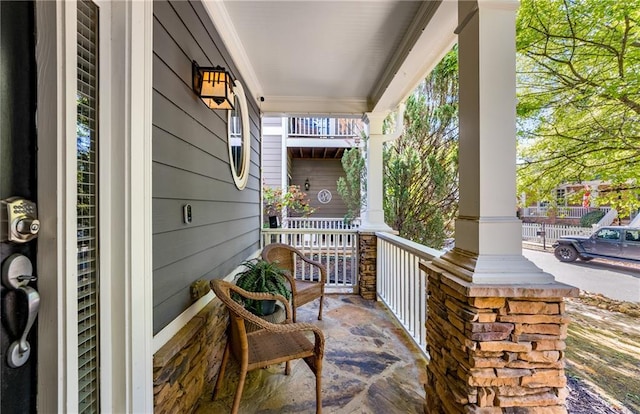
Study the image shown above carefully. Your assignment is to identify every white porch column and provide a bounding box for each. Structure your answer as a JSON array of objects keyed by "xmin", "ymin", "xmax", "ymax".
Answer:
[
  {"xmin": 359, "ymin": 112, "xmax": 393, "ymax": 232},
  {"xmin": 436, "ymin": 0, "xmax": 553, "ymax": 284}
]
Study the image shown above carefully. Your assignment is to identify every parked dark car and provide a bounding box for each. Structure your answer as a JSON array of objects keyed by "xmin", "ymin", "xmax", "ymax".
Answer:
[{"xmin": 553, "ymin": 226, "xmax": 640, "ymax": 263}]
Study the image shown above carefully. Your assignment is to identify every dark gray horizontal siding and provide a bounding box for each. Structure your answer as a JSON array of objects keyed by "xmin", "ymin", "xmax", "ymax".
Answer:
[
  {"xmin": 153, "ymin": 218, "xmax": 258, "ymax": 270},
  {"xmin": 153, "ymin": 0, "xmax": 261, "ymax": 334},
  {"xmin": 291, "ymin": 159, "xmax": 348, "ymax": 218},
  {"xmin": 153, "ymin": 242, "xmax": 257, "ymax": 331},
  {"xmin": 154, "ymin": 199, "xmax": 258, "ymax": 234},
  {"xmin": 153, "ymin": 230, "xmax": 258, "ymax": 308}
]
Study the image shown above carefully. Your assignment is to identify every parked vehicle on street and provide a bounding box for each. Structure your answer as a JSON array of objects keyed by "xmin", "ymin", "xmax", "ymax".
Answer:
[{"xmin": 553, "ymin": 226, "xmax": 640, "ymax": 263}]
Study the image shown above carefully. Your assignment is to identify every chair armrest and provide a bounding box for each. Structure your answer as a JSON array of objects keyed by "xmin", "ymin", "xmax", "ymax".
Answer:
[
  {"xmin": 280, "ymin": 271, "xmax": 298, "ymax": 297},
  {"xmin": 296, "ymin": 254, "xmax": 327, "ymax": 284}
]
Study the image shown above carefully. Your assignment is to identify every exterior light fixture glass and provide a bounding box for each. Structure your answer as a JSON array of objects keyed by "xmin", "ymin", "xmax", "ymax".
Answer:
[
  {"xmin": 192, "ymin": 60, "xmax": 234, "ymax": 110},
  {"xmin": 305, "ymin": 178, "xmax": 310, "ymax": 191}
]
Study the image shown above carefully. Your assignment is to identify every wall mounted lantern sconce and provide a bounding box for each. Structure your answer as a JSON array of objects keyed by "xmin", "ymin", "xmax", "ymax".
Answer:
[
  {"xmin": 304, "ymin": 178, "xmax": 310, "ymax": 191},
  {"xmin": 192, "ymin": 60, "xmax": 234, "ymax": 110}
]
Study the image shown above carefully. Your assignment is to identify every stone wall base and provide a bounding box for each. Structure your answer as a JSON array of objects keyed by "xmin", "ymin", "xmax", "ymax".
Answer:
[
  {"xmin": 358, "ymin": 232, "xmax": 377, "ymax": 300},
  {"xmin": 153, "ymin": 298, "xmax": 228, "ymax": 414},
  {"xmin": 421, "ymin": 261, "xmax": 578, "ymax": 414}
]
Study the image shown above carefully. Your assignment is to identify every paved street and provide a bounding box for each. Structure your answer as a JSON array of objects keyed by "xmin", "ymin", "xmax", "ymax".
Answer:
[{"xmin": 523, "ymin": 248, "xmax": 640, "ymax": 303}]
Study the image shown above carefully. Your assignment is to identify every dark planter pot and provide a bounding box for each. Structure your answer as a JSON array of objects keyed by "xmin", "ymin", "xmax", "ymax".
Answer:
[
  {"xmin": 268, "ymin": 216, "xmax": 278, "ymax": 228},
  {"xmin": 258, "ymin": 299, "xmax": 277, "ymax": 316}
]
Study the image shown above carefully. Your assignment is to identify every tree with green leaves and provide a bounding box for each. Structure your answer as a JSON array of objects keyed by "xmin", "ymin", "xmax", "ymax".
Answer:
[
  {"xmin": 383, "ymin": 47, "xmax": 459, "ymax": 248},
  {"xmin": 336, "ymin": 137, "xmax": 366, "ymax": 222},
  {"xmin": 516, "ymin": 0, "xmax": 640, "ymax": 217}
]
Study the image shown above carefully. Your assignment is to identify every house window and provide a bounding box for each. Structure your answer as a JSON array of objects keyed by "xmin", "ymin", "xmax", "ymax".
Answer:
[
  {"xmin": 556, "ymin": 188, "xmax": 566, "ymax": 206},
  {"xmin": 228, "ymin": 81, "xmax": 250, "ymax": 190},
  {"xmin": 77, "ymin": 1, "xmax": 100, "ymax": 412},
  {"xmin": 595, "ymin": 228, "xmax": 620, "ymax": 240}
]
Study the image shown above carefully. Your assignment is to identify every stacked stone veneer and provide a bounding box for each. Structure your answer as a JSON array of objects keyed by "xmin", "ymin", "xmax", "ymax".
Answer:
[
  {"xmin": 422, "ymin": 262, "xmax": 578, "ymax": 414},
  {"xmin": 153, "ymin": 298, "xmax": 228, "ymax": 413},
  {"xmin": 358, "ymin": 232, "xmax": 377, "ymax": 300}
]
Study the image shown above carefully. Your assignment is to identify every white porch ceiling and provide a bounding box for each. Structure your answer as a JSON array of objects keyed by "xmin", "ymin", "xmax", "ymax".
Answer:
[{"xmin": 203, "ymin": 1, "xmax": 458, "ymax": 116}]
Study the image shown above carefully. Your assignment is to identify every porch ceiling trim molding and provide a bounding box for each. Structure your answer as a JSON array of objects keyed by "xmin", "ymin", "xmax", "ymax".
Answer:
[
  {"xmin": 287, "ymin": 137, "xmax": 356, "ymax": 149},
  {"xmin": 261, "ymin": 96, "xmax": 369, "ymax": 117},
  {"xmin": 370, "ymin": 0, "xmax": 457, "ymax": 113},
  {"xmin": 202, "ymin": 1, "xmax": 264, "ymax": 105}
]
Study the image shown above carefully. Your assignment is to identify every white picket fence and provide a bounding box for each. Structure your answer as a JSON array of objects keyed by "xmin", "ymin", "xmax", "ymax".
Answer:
[{"xmin": 522, "ymin": 223, "xmax": 593, "ymax": 245}]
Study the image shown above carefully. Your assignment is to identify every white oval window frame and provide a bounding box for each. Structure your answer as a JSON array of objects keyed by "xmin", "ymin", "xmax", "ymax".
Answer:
[{"xmin": 228, "ymin": 80, "xmax": 251, "ymax": 190}]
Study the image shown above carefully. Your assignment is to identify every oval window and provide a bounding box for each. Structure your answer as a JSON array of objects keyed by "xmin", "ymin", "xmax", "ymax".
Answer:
[{"xmin": 228, "ymin": 80, "xmax": 251, "ymax": 190}]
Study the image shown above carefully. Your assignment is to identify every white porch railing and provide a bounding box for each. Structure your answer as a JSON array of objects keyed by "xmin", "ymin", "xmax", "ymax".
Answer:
[
  {"xmin": 376, "ymin": 232, "xmax": 443, "ymax": 357},
  {"xmin": 261, "ymin": 229, "xmax": 359, "ymax": 292},
  {"xmin": 522, "ymin": 206, "xmax": 611, "ymax": 218},
  {"xmin": 288, "ymin": 117, "xmax": 363, "ymax": 138},
  {"xmin": 522, "ymin": 223, "xmax": 593, "ymax": 245},
  {"xmin": 283, "ymin": 217, "xmax": 360, "ymax": 230},
  {"xmin": 597, "ymin": 208, "xmax": 618, "ymax": 227}
]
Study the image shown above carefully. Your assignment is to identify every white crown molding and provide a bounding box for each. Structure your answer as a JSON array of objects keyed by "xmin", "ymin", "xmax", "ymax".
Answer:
[
  {"xmin": 202, "ymin": 1, "xmax": 264, "ymax": 105},
  {"xmin": 261, "ymin": 96, "xmax": 369, "ymax": 116},
  {"xmin": 372, "ymin": 0, "xmax": 457, "ymax": 113}
]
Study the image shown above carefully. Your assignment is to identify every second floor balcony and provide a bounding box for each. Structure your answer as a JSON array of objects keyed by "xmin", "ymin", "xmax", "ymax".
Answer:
[{"xmin": 288, "ymin": 117, "xmax": 365, "ymax": 140}]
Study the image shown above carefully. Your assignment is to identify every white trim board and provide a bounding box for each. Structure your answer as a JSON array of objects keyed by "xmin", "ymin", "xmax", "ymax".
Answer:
[
  {"xmin": 36, "ymin": 2, "xmax": 77, "ymax": 411},
  {"xmin": 36, "ymin": 2, "xmax": 154, "ymax": 412}
]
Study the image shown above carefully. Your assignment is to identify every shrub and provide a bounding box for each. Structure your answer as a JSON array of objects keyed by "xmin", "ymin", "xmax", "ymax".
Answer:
[
  {"xmin": 263, "ymin": 184, "xmax": 315, "ymax": 226},
  {"xmin": 580, "ymin": 210, "xmax": 605, "ymax": 227}
]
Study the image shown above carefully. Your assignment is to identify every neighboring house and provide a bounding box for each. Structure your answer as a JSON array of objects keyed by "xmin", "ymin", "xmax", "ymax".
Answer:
[
  {"xmin": 0, "ymin": 2, "xmax": 576, "ymax": 414},
  {"xmin": 262, "ymin": 116, "xmax": 364, "ymax": 220},
  {"xmin": 520, "ymin": 180, "xmax": 633, "ymax": 225}
]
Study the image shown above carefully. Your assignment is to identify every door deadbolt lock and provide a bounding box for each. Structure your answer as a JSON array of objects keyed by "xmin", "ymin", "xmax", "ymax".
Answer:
[{"xmin": 1, "ymin": 197, "xmax": 40, "ymax": 243}]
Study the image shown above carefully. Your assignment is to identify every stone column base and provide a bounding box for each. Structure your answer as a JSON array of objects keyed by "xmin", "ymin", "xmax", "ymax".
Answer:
[
  {"xmin": 153, "ymin": 298, "xmax": 228, "ymax": 413},
  {"xmin": 420, "ymin": 261, "xmax": 578, "ymax": 414},
  {"xmin": 358, "ymin": 232, "xmax": 377, "ymax": 300}
]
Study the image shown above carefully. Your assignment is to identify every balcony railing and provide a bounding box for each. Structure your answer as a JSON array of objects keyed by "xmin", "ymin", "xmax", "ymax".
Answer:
[
  {"xmin": 283, "ymin": 217, "xmax": 360, "ymax": 230},
  {"xmin": 288, "ymin": 117, "xmax": 363, "ymax": 139},
  {"xmin": 261, "ymin": 228, "xmax": 359, "ymax": 293},
  {"xmin": 522, "ymin": 206, "xmax": 611, "ymax": 218},
  {"xmin": 376, "ymin": 232, "xmax": 443, "ymax": 357}
]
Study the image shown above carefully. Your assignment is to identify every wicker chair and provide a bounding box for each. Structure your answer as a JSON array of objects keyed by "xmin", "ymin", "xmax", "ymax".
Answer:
[
  {"xmin": 261, "ymin": 243, "xmax": 326, "ymax": 322},
  {"xmin": 210, "ymin": 279, "xmax": 324, "ymax": 414}
]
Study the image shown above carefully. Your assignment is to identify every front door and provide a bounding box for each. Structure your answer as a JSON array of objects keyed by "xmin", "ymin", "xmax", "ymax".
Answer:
[
  {"xmin": 1, "ymin": 2, "xmax": 38, "ymax": 412},
  {"xmin": 2, "ymin": 2, "xmax": 106, "ymax": 412},
  {"xmin": 3, "ymin": 2, "xmax": 153, "ymax": 411}
]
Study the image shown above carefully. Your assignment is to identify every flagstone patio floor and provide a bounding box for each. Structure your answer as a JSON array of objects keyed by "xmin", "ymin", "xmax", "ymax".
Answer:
[{"xmin": 195, "ymin": 295, "xmax": 428, "ymax": 414}]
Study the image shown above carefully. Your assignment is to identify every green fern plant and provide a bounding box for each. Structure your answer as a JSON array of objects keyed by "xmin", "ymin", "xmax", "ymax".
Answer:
[{"xmin": 233, "ymin": 259, "xmax": 291, "ymax": 316}]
